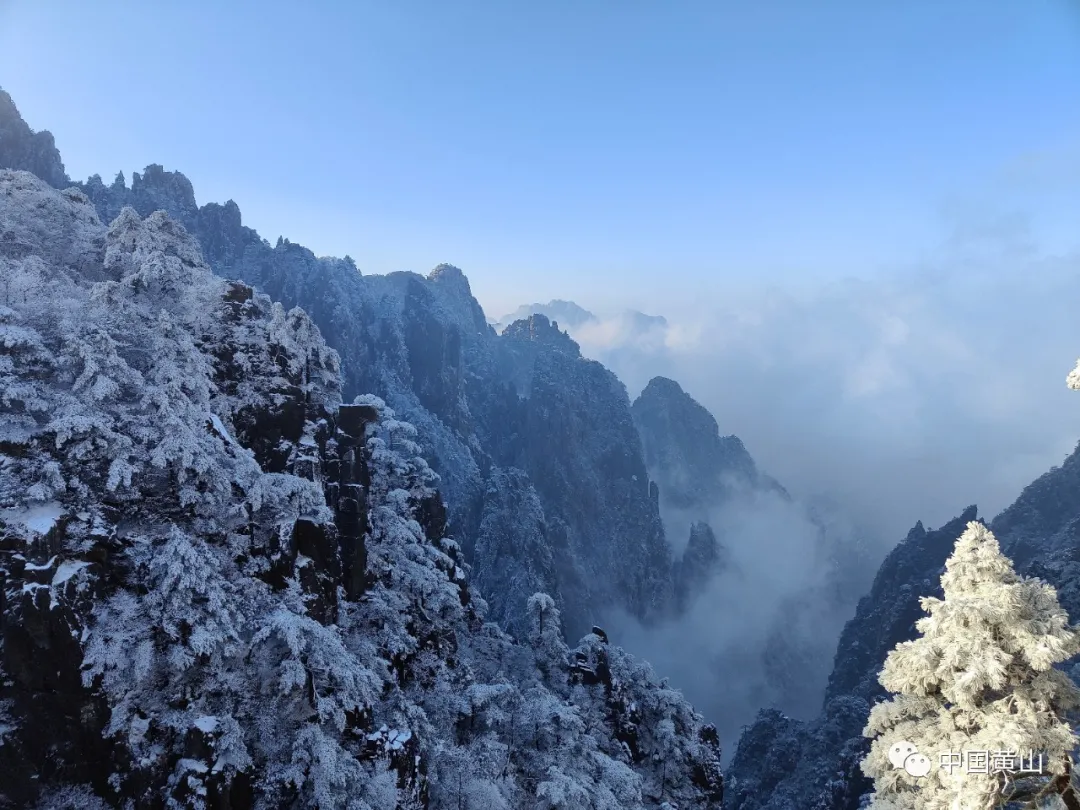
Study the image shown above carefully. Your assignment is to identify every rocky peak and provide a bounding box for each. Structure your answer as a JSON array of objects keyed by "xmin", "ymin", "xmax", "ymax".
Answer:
[
  {"xmin": 496, "ymin": 299, "xmax": 599, "ymax": 332},
  {"xmin": 422, "ymin": 264, "xmax": 490, "ymax": 337},
  {"xmin": 275, "ymin": 235, "xmax": 318, "ymax": 260},
  {"xmin": 638, "ymin": 375, "xmax": 685, "ymax": 400},
  {"xmin": 501, "ymin": 313, "xmax": 581, "ymax": 357},
  {"xmin": 195, "ymin": 199, "xmax": 248, "ymax": 268},
  {"xmin": 905, "ymin": 519, "xmax": 926, "ymax": 542},
  {"xmin": 674, "ymin": 521, "xmax": 726, "ymax": 611},
  {"xmin": 632, "ymin": 375, "xmax": 764, "ymax": 515},
  {"xmin": 203, "ymin": 198, "xmax": 242, "ymax": 231},
  {"xmin": 0, "ymin": 89, "xmax": 69, "ymax": 189},
  {"xmin": 427, "ymin": 262, "xmax": 471, "ymax": 293},
  {"xmin": 130, "ymin": 164, "xmax": 199, "ymax": 229}
]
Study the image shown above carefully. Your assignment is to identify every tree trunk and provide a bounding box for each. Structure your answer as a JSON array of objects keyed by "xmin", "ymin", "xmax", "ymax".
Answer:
[{"xmin": 1054, "ymin": 760, "xmax": 1080, "ymax": 810}]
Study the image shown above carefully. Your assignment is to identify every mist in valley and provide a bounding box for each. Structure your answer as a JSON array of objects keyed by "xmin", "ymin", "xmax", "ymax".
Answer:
[
  {"xmin": 603, "ymin": 487, "xmax": 864, "ymax": 762},
  {"xmin": 512, "ymin": 212, "xmax": 1080, "ymax": 759}
]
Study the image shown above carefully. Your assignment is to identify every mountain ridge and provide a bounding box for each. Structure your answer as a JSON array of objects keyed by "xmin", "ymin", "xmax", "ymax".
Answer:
[
  {"xmin": 0, "ymin": 86, "xmax": 679, "ymax": 644},
  {"xmin": 0, "ymin": 166, "xmax": 726, "ymax": 809}
]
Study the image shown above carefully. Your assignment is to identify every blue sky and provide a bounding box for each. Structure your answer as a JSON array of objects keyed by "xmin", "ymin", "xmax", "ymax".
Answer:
[{"xmin": 1, "ymin": 0, "xmax": 1078, "ymax": 316}]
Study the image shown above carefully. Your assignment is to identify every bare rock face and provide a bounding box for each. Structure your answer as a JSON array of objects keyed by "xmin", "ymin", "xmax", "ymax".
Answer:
[
  {"xmin": 0, "ymin": 90, "xmax": 68, "ymax": 189},
  {"xmin": 673, "ymin": 521, "xmax": 725, "ymax": 611},
  {"xmin": 632, "ymin": 376, "xmax": 775, "ymax": 516}
]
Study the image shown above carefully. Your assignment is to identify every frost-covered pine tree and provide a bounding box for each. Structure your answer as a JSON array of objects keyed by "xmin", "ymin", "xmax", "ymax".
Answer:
[
  {"xmin": 861, "ymin": 520, "xmax": 1080, "ymax": 810},
  {"xmin": 528, "ymin": 592, "xmax": 569, "ymax": 682}
]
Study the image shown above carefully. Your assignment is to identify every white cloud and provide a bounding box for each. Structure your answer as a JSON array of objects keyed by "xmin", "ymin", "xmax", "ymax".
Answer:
[{"xmin": 563, "ymin": 241, "xmax": 1080, "ymax": 549}]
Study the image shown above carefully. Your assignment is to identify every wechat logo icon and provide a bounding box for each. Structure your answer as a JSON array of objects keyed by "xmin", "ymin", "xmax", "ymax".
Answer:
[{"xmin": 888, "ymin": 741, "xmax": 931, "ymax": 777}]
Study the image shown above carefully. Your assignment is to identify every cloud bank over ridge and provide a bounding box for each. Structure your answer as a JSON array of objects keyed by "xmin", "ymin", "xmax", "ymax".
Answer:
[{"xmin": 508, "ymin": 229, "xmax": 1080, "ymax": 552}]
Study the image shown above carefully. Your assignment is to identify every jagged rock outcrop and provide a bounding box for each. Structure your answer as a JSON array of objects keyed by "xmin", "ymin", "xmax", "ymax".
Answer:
[
  {"xmin": 632, "ymin": 376, "xmax": 785, "ymax": 519},
  {"xmin": 495, "ymin": 300, "xmax": 599, "ymax": 333},
  {"xmin": 83, "ymin": 163, "xmax": 200, "ymax": 234},
  {"xmin": 673, "ymin": 522, "xmax": 726, "ymax": 611},
  {"xmin": 492, "ymin": 303, "xmax": 670, "ymax": 360},
  {"xmin": 0, "ymin": 91, "xmax": 67, "ymax": 189},
  {"xmin": 0, "ymin": 170, "xmax": 725, "ymax": 808}
]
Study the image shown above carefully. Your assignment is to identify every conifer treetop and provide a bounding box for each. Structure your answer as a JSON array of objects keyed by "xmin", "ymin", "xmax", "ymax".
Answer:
[
  {"xmin": 863, "ymin": 521, "xmax": 1080, "ymax": 810},
  {"xmin": 880, "ymin": 521, "xmax": 1080, "ymax": 710}
]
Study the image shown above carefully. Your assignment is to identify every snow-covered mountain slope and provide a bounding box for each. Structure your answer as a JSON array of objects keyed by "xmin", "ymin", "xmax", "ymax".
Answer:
[
  {"xmin": 12, "ymin": 85, "xmax": 1080, "ymax": 810},
  {"xmin": 0, "ymin": 88, "xmax": 676, "ymax": 643},
  {"xmin": 0, "ymin": 169, "xmax": 724, "ymax": 809}
]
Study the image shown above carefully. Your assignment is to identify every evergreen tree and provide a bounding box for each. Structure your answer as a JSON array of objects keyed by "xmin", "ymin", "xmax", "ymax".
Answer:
[{"xmin": 861, "ymin": 521, "xmax": 1080, "ymax": 809}]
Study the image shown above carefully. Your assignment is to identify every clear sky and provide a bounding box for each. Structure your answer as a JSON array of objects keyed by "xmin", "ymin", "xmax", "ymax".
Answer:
[{"xmin": 1, "ymin": 0, "xmax": 1078, "ymax": 317}]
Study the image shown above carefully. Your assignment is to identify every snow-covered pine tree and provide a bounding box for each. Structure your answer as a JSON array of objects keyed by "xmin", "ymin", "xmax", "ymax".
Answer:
[
  {"xmin": 861, "ymin": 519, "xmax": 1080, "ymax": 809},
  {"xmin": 527, "ymin": 592, "xmax": 569, "ymax": 683}
]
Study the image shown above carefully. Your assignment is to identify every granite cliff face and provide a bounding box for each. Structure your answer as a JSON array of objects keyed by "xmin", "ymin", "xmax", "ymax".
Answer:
[
  {"xmin": 0, "ymin": 169, "xmax": 725, "ymax": 809},
  {"xmin": 0, "ymin": 92, "xmax": 67, "ymax": 188},
  {"xmin": 486, "ymin": 316, "xmax": 674, "ymax": 634},
  {"xmin": 632, "ymin": 376, "xmax": 781, "ymax": 519}
]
